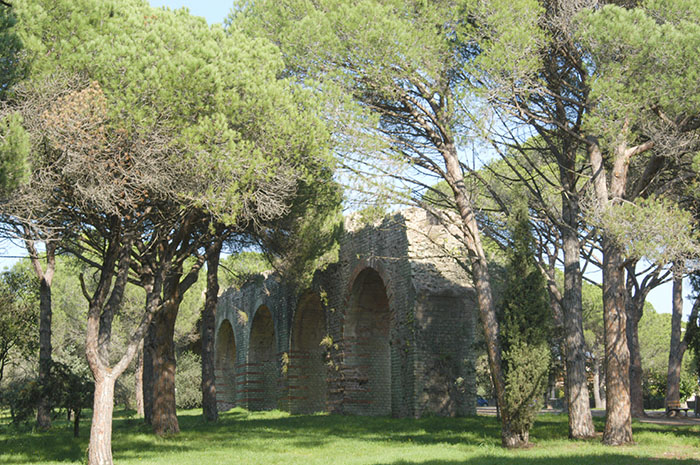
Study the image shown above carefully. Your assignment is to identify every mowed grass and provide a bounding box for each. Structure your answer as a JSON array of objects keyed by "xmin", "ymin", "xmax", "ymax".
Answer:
[{"xmin": 1, "ymin": 408, "xmax": 699, "ymax": 465}]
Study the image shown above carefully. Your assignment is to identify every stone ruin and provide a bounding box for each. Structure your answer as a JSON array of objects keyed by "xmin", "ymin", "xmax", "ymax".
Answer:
[{"xmin": 214, "ymin": 208, "xmax": 478, "ymax": 417}]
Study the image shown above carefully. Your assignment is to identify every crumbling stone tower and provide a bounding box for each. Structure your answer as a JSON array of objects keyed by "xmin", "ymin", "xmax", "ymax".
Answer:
[{"xmin": 214, "ymin": 208, "xmax": 477, "ymax": 417}]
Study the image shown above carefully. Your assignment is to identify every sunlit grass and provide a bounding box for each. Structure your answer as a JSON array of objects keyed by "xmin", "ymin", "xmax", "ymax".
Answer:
[{"xmin": 1, "ymin": 408, "xmax": 698, "ymax": 464}]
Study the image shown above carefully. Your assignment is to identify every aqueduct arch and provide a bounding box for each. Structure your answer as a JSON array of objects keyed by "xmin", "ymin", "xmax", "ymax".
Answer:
[
  {"xmin": 289, "ymin": 292, "xmax": 327, "ymax": 413},
  {"xmin": 343, "ymin": 268, "xmax": 392, "ymax": 415},
  {"xmin": 215, "ymin": 319, "xmax": 237, "ymax": 411},
  {"xmin": 249, "ymin": 305, "xmax": 278, "ymax": 411},
  {"xmin": 216, "ymin": 208, "xmax": 477, "ymax": 418}
]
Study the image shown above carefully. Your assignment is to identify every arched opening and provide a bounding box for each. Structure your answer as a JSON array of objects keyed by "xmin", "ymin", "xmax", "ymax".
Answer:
[
  {"xmin": 290, "ymin": 293, "xmax": 327, "ymax": 413},
  {"xmin": 215, "ymin": 320, "xmax": 237, "ymax": 411},
  {"xmin": 249, "ymin": 305, "xmax": 278, "ymax": 410},
  {"xmin": 344, "ymin": 268, "xmax": 392, "ymax": 415}
]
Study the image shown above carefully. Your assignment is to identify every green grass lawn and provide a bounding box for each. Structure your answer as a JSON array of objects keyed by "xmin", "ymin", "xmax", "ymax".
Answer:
[{"xmin": 1, "ymin": 408, "xmax": 698, "ymax": 465}]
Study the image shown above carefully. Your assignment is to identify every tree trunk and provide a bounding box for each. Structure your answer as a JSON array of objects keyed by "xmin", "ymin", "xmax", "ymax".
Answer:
[
  {"xmin": 142, "ymin": 253, "xmax": 202, "ymax": 433},
  {"xmin": 560, "ymin": 196, "xmax": 596, "ymax": 438},
  {"xmin": 36, "ymin": 276, "xmax": 53, "ymax": 430},
  {"xmin": 88, "ymin": 374, "xmax": 116, "ymax": 465},
  {"xmin": 587, "ymin": 134, "xmax": 645, "ymax": 446},
  {"xmin": 626, "ymin": 298, "xmax": 645, "ymax": 418},
  {"xmin": 602, "ymin": 240, "xmax": 633, "ymax": 445},
  {"xmin": 29, "ymin": 241, "xmax": 56, "ymax": 432},
  {"xmin": 143, "ymin": 323, "xmax": 155, "ymax": 424},
  {"xmin": 665, "ymin": 265, "xmax": 686, "ymax": 414},
  {"xmin": 83, "ymin": 235, "xmax": 158, "ymax": 465},
  {"xmin": 201, "ymin": 239, "xmax": 222, "ymax": 422},
  {"xmin": 625, "ymin": 262, "xmax": 659, "ymax": 419},
  {"xmin": 73, "ymin": 408, "xmax": 81, "ymax": 438},
  {"xmin": 135, "ymin": 341, "xmax": 144, "ymax": 417},
  {"xmin": 150, "ymin": 299, "xmax": 179, "ymax": 435},
  {"xmin": 501, "ymin": 427, "xmax": 529, "ymax": 448},
  {"xmin": 142, "ymin": 286, "xmax": 162, "ymax": 425},
  {"xmin": 441, "ymin": 143, "xmax": 524, "ymax": 447},
  {"xmin": 592, "ymin": 356, "xmax": 605, "ymax": 409},
  {"xmin": 543, "ymin": 267, "xmax": 567, "ymax": 412}
]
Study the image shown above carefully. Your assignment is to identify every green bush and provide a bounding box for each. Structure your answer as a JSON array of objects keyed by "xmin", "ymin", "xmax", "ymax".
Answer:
[
  {"xmin": 0, "ymin": 377, "xmax": 41, "ymax": 424},
  {"xmin": 0, "ymin": 361, "xmax": 94, "ymax": 429},
  {"xmin": 499, "ymin": 203, "xmax": 551, "ymax": 443},
  {"xmin": 49, "ymin": 362, "xmax": 93, "ymax": 414},
  {"xmin": 176, "ymin": 351, "xmax": 202, "ymax": 410}
]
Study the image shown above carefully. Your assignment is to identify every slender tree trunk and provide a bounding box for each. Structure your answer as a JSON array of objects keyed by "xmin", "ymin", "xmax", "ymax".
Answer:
[
  {"xmin": 543, "ymin": 271, "xmax": 567, "ymax": 412},
  {"xmin": 442, "ymin": 143, "xmax": 523, "ymax": 447},
  {"xmin": 135, "ymin": 341, "xmax": 144, "ymax": 417},
  {"xmin": 88, "ymin": 374, "xmax": 116, "ymax": 465},
  {"xmin": 28, "ymin": 241, "xmax": 56, "ymax": 431},
  {"xmin": 36, "ymin": 277, "xmax": 53, "ymax": 430},
  {"xmin": 560, "ymin": 194, "xmax": 596, "ymax": 438},
  {"xmin": 602, "ymin": 240, "xmax": 632, "ymax": 445},
  {"xmin": 592, "ymin": 356, "xmax": 605, "ymax": 409},
  {"xmin": 201, "ymin": 239, "xmax": 222, "ymax": 422},
  {"xmin": 0, "ymin": 344, "xmax": 8, "ymax": 385},
  {"xmin": 626, "ymin": 299, "xmax": 645, "ymax": 417},
  {"xmin": 150, "ymin": 299, "xmax": 179, "ymax": 435},
  {"xmin": 665, "ymin": 265, "xmax": 687, "ymax": 414},
  {"xmin": 625, "ymin": 263, "xmax": 659, "ymax": 419},
  {"xmin": 73, "ymin": 408, "xmax": 81, "ymax": 438},
  {"xmin": 143, "ymin": 324, "xmax": 155, "ymax": 424}
]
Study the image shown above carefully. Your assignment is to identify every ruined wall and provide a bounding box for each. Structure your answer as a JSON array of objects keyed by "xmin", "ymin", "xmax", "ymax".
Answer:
[
  {"xmin": 404, "ymin": 209, "xmax": 477, "ymax": 416},
  {"xmin": 214, "ymin": 208, "xmax": 477, "ymax": 417}
]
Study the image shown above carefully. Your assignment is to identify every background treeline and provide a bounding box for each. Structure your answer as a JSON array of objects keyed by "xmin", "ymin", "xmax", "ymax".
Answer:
[{"xmin": 0, "ymin": 252, "xmax": 270, "ymax": 423}]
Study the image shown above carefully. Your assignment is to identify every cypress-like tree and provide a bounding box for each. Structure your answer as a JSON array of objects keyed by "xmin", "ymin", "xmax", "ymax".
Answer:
[{"xmin": 499, "ymin": 201, "xmax": 551, "ymax": 446}]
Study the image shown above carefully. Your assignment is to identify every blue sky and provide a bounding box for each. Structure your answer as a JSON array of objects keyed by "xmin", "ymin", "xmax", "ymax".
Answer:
[{"xmin": 148, "ymin": 0, "xmax": 231, "ymax": 24}]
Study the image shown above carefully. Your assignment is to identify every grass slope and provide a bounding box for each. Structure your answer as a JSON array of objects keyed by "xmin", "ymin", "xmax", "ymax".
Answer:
[{"xmin": 1, "ymin": 409, "xmax": 698, "ymax": 464}]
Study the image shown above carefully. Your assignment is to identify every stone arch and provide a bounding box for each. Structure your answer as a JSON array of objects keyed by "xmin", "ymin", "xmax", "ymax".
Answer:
[
  {"xmin": 249, "ymin": 305, "xmax": 278, "ymax": 410},
  {"xmin": 346, "ymin": 259, "xmax": 393, "ymax": 304},
  {"xmin": 343, "ymin": 267, "xmax": 392, "ymax": 415},
  {"xmin": 215, "ymin": 319, "xmax": 237, "ymax": 411},
  {"xmin": 289, "ymin": 292, "xmax": 327, "ymax": 413}
]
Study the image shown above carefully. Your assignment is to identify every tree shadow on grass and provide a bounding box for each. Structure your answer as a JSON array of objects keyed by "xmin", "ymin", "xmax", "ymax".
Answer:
[
  {"xmin": 192, "ymin": 412, "xmax": 504, "ymax": 449},
  {"xmin": 0, "ymin": 431, "xmax": 86, "ymax": 464},
  {"xmin": 0, "ymin": 429, "xmax": 197, "ymax": 465},
  {"xmin": 170, "ymin": 412, "xmax": 581, "ymax": 450}
]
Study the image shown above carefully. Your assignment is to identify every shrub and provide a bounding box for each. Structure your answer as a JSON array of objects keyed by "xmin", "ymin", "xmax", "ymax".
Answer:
[
  {"xmin": 0, "ymin": 377, "xmax": 41, "ymax": 424},
  {"xmin": 499, "ymin": 203, "xmax": 551, "ymax": 443},
  {"xmin": 49, "ymin": 361, "xmax": 94, "ymax": 437},
  {"xmin": 0, "ymin": 361, "xmax": 94, "ymax": 432},
  {"xmin": 176, "ymin": 351, "xmax": 202, "ymax": 410}
]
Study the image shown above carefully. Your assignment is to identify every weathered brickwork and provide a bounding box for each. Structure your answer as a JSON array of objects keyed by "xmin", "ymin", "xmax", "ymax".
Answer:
[{"xmin": 215, "ymin": 208, "xmax": 477, "ymax": 417}]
